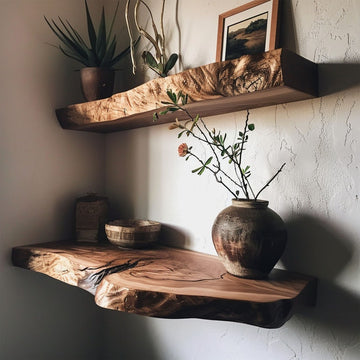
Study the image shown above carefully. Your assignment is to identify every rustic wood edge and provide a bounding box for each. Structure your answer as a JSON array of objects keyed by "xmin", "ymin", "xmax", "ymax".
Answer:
[
  {"xmin": 55, "ymin": 48, "xmax": 318, "ymax": 133},
  {"xmin": 11, "ymin": 242, "xmax": 317, "ymax": 328}
]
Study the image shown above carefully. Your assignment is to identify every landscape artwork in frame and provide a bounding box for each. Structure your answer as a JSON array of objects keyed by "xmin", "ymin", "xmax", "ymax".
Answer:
[{"xmin": 216, "ymin": 0, "xmax": 279, "ymax": 62}]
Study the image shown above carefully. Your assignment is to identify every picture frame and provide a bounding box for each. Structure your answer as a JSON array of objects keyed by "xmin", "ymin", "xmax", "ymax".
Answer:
[{"xmin": 216, "ymin": 0, "xmax": 280, "ymax": 62}]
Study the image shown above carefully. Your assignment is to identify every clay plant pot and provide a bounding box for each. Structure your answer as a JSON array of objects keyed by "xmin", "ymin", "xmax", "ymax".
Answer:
[
  {"xmin": 212, "ymin": 199, "xmax": 287, "ymax": 279},
  {"xmin": 80, "ymin": 67, "xmax": 115, "ymax": 101}
]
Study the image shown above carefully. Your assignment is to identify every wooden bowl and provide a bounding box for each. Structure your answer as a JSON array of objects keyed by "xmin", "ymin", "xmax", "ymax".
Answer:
[{"xmin": 105, "ymin": 219, "xmax": 161, "ymax": 248}]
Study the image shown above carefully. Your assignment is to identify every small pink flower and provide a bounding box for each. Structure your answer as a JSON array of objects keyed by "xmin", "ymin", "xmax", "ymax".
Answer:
[{"xmin": 178, "ymin": 143, "xmax": 188, "ymax": 157}]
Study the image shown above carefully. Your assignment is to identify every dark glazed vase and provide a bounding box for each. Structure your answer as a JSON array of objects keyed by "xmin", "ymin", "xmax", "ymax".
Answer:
[
  {"xmin": 212, "ymin": 199, "xmax": 287, "ymax": 279},
  {"xmin": 80, "ymin": 67, "xmax": 115, "ymax": 101}
]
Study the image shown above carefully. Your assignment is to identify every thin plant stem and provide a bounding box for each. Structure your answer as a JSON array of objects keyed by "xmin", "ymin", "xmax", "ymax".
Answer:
[
  {"xmin": 255, "ymin": 163, "xmax": 286, "ymax": 200},
  {"xmin": 188, "ymin": 151, "xmax": 238, "ymax": 199},
  {"xmin": 160, "ymin": 0, "xmax": 166, "ymax": 67},
  {"xmin": 125, "ymin": 0, "xmax": 137, "ymax": 74},
  {"xmin": 162, "ymin": 90, "xmax": 286, "ymax": 201},
  {"xmin": 238, "ymin": 110, "xmax": 250, "ymax": 198},
  {"xmin": 175, "ymin": 103, "xmax": 248, "ymax": 198},
  {"xmin": 134, "ymin": 0, "xmax": 161, "ymax": 60}
]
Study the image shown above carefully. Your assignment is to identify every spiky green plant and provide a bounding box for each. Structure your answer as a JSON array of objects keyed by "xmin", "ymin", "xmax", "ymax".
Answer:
[{"xmin": 45, "ymin": 0, "xmax": 132, "ymax": 68}]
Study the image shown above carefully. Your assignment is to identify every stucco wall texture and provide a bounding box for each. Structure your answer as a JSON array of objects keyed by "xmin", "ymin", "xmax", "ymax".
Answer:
[
  {"xmin": 104, "ymin": 1, "xmax": 360, "ymax": 359},
  {"xmin": 1, "ymin": 0, "xmax": 359, "ymax": 359}
]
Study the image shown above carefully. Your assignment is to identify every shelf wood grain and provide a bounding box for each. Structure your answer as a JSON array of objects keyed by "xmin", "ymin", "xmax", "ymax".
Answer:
[
  {"xmin": 12, "ymin": 241, "xmax": 316, "ymax": 328},
  {"xmin": 56, "ymin": 48, "xmax": 318, "ymax": 133}
]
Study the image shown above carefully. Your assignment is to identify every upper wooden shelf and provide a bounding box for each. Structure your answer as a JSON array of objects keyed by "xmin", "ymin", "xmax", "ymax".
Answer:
[
  {"xmin": 12, "ymin": 241, "xmax": 317, "ymax": 328},
  {"xmin": 56, "ymin": 48, "xmax": 318, "ymax": 133}
]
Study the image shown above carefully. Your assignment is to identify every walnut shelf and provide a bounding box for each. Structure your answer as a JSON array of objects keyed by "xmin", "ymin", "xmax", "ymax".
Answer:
[
  {"xmin": 12, "ymin": 241, "xmax": 317, "ymax": 328},
  {"xmin": 56, "ymin": 48, "xmax": 318, "ymax": 133}
]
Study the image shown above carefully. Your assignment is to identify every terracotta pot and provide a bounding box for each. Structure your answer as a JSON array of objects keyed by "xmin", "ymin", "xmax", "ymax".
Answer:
[
  {"xmin": 80, "ymin": 67, "xmax": 115, "ymax": 101},
  {"xmin": 212, "ymin": 199, "xmax": 287, "ymax": 279}
]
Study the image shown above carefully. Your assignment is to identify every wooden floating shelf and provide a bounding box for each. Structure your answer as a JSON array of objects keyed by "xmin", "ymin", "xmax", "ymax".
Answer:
[
  {"xmin": 56, "ymin": 48, "xmax": 318, "ymax": 133},
  {"xmin": 12, "ymin": 241, "xmax": 317, "ymax": 328}
]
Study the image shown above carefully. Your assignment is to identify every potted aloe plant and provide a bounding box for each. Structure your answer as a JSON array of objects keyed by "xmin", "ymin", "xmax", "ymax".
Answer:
[
  {"xmin": 45, "ymin": 0, "xmax": 134, "ymax": 101},
  {"xmin": 155, "ymin": 90, "xmax": 287, "ymax": 279}
]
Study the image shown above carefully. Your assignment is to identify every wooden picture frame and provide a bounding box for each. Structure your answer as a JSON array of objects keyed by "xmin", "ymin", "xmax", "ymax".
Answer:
[{"xmin": 216, "ymin": 0, "xmax": 280, "ymax": 62}]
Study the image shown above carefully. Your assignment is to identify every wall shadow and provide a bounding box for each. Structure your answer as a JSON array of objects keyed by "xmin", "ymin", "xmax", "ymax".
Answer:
[
  {"xmin": 318, "ymin": 63, "xmax": 360, "ymax": 96},
  {"xmin": 282, "ymin": 214, "xmax": 360, "ymax": 355},
  {"xmin": 101, "ymin": 310, "xmax": 161, "ymax": 360},
  {"xmin": 282, "ymin": 214, "xmax": 354, "ymax": 279},
  {"xmin": 159, "ymin": 223, "xmax": 190, "ymax": 249},
  {"xmin": 279, "ymin": 0, "xmax": 298, "ymax": 53},
  {"xmin": 280, "ymin": 0, "xmax": 360, "ymax": 99}
]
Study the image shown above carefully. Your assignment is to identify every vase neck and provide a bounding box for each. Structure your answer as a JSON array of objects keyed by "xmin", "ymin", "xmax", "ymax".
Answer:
[{"xmin": 231, "ymin": 199, "xmax": 269, "ymax": 209}]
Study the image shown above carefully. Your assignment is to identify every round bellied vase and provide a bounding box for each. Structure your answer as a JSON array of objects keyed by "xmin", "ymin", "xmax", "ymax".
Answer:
[{"xmin": 211, "ymin": 199, "xmax": 287, "ymax": 279}]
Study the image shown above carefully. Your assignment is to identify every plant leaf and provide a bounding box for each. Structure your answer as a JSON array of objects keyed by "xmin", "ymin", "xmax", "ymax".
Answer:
[
  {"xmin": 96, "ymin": 7, "xmax": 107, "ymax": 59},
  {"xmin": 205, "ymin": 157, "xmax": 213, "ymax": 166},
  {"xmin": 157, "ymin": 63, "xmax": 164, "ymax": 74},
  {"xmin": 164, "ymin": 53, "xmax": 178, "ymax": 74},
  {"xmin": 110, "ymin": 36, "xmax": 138, "ymax": 66},
  {"xmin": 178, "ymin": 130, "xmax": 186, "ymax": 138},
  {"xmin": 58, "ymin": 45, "xmax": 89, "ymax": 66},
  {"xmin": 198, "ymin": 167, "xmax": 206, "ymax": 175},
  {"xmin": 100, "ymin": 35, "xmax": 116, "ymax": 67},
  {"xmin": 107, "ymin": 1, "xmax": 120, "ymax": 44},
  {"xmin": 166, "ymin": 89, "xmax": 177, "ymax": 104},
  {"xmin": 143, "ymin": 51, "xmax": 159, "ymax": 69},
  {"xmin": 57, "ymin": 17, "xmax": 86, "ymax": 53},
  {"xmin": 64, "ymin": 19, "xmax": 88, "ymax": 49},
  {"xmin": 85, "ymin": 0, "xmax": 97, "ymax": 51},
  {"xmin": 192, "ymin": 166, "xmax": 202, "ymax": 173},
  {"xmin": 45, "ymin": 17, "xmax": 88, "ymax": 60},
  {"xmin": 248, "ymin": 123, "xmax": 255, "ymax": 131}
]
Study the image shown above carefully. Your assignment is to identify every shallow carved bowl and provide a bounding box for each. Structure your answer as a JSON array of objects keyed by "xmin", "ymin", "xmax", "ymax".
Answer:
[{"xmin": 105, "ymin": 219, "xmax": 161, "ymax": 248}]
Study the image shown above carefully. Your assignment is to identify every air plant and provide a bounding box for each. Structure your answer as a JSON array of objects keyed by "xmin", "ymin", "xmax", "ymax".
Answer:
[
  {"xmin": 125, "ymin": 0, "xmax": 178, "ymax": 77},
  {"xmin": 45, "ymin": 0, "xmax": 133, "ymax": 68}
]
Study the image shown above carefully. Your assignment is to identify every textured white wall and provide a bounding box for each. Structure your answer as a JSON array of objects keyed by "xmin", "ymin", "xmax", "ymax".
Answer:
[
  {"xmin": 104, "ymin": 0, "xmax": 360, "ymax": 359},
  {"xmin": 1, "ymin": 0, "xmax": 359, "ymax": 359},
  {"xmin": 0, "ymin": 1, "xmax": 106, "ymax": 359}
]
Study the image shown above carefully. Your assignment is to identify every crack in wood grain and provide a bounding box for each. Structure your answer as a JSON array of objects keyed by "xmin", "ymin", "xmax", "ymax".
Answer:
[{"xmin": 89, "ymin": 259, "xmax": 140, "ymax": 285}]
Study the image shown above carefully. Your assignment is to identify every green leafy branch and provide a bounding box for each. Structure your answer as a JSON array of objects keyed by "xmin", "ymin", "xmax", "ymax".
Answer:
[{"xmin": 154, "ymin": 90, "xmax": 286, "ymax": 200}]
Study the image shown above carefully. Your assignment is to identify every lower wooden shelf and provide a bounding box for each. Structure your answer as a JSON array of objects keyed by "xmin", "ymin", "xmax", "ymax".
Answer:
[{"xmin": 12, "ymin": 241, "xmax": 316, "ymax": 328}]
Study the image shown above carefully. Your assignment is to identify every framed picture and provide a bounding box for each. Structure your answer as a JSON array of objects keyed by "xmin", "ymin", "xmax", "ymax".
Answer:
[{"xmin": 216, "ymin": 0, "xmax": 280, "ymax": 62}]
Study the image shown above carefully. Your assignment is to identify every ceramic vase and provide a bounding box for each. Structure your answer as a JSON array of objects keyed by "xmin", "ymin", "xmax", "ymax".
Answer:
[
  {"xmin": 80, "ymin": 67, "xmax": 115, "ymax": 101},
  {"xmin": 212, "ymin": 199, "xmax": 287, "ymax": 279}
]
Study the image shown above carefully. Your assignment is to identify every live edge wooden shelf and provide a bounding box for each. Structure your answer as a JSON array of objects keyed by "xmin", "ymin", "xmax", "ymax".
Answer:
[
  {"xmin": 12, "ymin": 241, "xmax": 317, "ymax": 328},
  {"xmin": 56, "ymin": 48, "xmax": 318, "ymax": 133}
]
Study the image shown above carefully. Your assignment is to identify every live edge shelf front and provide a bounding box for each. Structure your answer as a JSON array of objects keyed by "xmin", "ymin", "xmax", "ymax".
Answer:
[
  {"xmin": 56, "ymin": 48, "xmax": 318, "ymax": 133},
  {"xmin": 12, "ymin": 241, "xmax": 317, "ymax": 328}
]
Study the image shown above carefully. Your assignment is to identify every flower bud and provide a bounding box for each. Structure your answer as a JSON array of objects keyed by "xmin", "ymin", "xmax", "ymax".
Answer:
[{"xmin": 178, "ymin": 143, "xmax": 188, "ymax": 157}]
